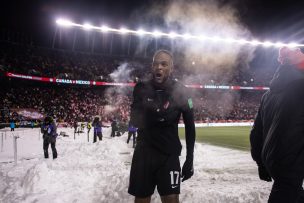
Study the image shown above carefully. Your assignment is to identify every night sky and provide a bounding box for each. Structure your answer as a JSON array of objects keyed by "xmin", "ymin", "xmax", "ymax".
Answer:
[{"xmin": 1, "ymin": 0, "xmax": 304, "ymax": 42}]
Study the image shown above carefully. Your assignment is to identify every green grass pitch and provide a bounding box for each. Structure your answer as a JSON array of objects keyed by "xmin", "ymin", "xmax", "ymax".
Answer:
[{"xmin": 179, "ymin": 126, "xmax": 252, "ymax": 151}]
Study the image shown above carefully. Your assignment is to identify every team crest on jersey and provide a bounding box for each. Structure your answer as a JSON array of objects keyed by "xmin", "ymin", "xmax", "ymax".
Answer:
[
  {"xmin": 188, "ymin": 98, "xmax": 193, "ymax": 109},
  {"xmin": 163, "ymin": 101, "xmax": 170, "ymax": 109}
]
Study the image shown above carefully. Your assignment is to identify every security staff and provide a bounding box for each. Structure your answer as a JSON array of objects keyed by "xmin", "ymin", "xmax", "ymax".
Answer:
[{"xmin": 87, "ymin": 122, "xmax": 92, "ymax": 134}]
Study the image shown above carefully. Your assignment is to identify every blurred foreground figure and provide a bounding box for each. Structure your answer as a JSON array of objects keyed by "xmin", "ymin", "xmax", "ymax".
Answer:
[
  {"xmin": 41, "ymin": 116, "xmax": 58, "ymax": 159},
  {"xmin": 250, "ymin": 47, "xmax": 304, "ymax": 203},
  {"xmin": 128, "ymin": 50, "xmax": 196, "ymax": 203}
]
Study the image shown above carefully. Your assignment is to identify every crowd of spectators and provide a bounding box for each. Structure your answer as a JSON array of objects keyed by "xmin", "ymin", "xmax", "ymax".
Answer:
[
  {"xmin": 0, "ymin": 85, "xmax": 132, "ymax": 124},
  {"xmin": 0, "ymin": 41, "xmax": 272, "ymax": 124},
  {"xmin": 0, "ymin": 41, "xmax": 275, "ymax": 86},
  {"xmin": 193, "ymin": 91, "xmax": 263, "ymax": 122},
  {"xmin": 0, "ymin": 83, "xmax": 263, "ymax": 124}
]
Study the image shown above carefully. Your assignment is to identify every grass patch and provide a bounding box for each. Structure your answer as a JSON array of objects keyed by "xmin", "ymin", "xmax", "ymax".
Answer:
[{"xmin": 179, "ymin": 126, "xmax": 252, "ymax": 151}]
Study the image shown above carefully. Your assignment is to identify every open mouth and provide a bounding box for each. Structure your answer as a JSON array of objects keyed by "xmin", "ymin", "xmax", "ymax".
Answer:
[{"xmin": 155, "ymin": 73, "xmax": 162, "ymax": 78}]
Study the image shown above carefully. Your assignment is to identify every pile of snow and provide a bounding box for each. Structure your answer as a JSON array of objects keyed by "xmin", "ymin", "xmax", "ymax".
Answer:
[{"xmin": 0, "ymin": 127, "xmax": 272, "ymax": 202}]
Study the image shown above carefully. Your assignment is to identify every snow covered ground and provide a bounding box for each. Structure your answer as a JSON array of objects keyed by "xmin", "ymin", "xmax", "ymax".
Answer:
[{"xmin": 0, "ymin": 127, "xmax": 273, "ymax": 203}]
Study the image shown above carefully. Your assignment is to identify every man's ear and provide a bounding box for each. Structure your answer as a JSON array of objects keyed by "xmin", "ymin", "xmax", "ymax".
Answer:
[{"xmin": 169, "ymin": 65, "xmax": 173, "ymax": 74}]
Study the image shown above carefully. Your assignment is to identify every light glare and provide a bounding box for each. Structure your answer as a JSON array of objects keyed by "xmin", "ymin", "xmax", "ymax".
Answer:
[
  {"xmin": 101, "ymin": 25, "xmax": 109, "ymax": 32},
  {"xmin": 54, "ymin": 20, "xmax": 304, "ymax": 48},
  {"xmin": 137, "ymin": 29, "xmax": 145, "ymax": 35},
  {"xmin": 56, "ymin": 19, "xmax": 73, "ymax": 27},
  {"xmin": 169, "ymin": 32, "xmax": 177, "ymax": 38},
  {"xmin": 83, "ymin": 23, "xmax": 93, "ymax": 30}
]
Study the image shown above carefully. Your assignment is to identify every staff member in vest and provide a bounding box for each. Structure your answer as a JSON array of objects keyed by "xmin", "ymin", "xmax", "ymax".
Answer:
[{"xmin": 87, "ymin": 121, "xmax": 92, "ymax": 134}]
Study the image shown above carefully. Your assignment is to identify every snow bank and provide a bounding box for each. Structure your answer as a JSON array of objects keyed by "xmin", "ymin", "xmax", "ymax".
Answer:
[{"xmin": 0, "ymin": 127, "xmax": 273, "ymax": 202}]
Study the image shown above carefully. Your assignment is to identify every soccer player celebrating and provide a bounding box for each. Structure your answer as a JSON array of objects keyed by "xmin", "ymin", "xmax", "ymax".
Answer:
[{"xmin": 128, "ymin": 50, "xmax": 196, "ymax": 203}]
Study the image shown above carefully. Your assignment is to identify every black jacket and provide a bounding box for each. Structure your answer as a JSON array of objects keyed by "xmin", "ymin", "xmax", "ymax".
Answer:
[
  {"xmin": 250, "ymin": 65, "xmax": 304, "ymax": 178},
  {"xmin": 130, "ymin": 79, "xmax": 195, "ymax": 156}
]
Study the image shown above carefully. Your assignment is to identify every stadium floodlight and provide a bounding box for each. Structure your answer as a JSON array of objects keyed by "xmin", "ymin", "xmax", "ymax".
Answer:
[
  {"xmin": 223, "ymin": 38, "xmax": 236, "ymax": 43},
  {"xmin": 287, "ymin": 42, "xmax": 298, "ymax": 48},
  {"xmin": 168, "ymin": 32, "xmax": 177, "ymax": 38},
  {"xmin": 249, "ymin": 40, "xmax": 261, "ymax": 46},
  {"xmin": 274, "ymin": 42, "xmax": 284, "ymax": 48},
  {"xmin": 198, "ymin": 35, "xmax": 207, "ymax": 41},
  {"xmin": 237, "ymin": 39, "xmax": 248, "ymax": 45},
  {"xmin": 136, "ymin": 29, "xmax": 146, "ymax": 36},
  {"xmin": 56, "ymin": 19, "xmax": 73, "ymax": 27},
  {"xmin": 210, "ymin": 36, "xmax": 221, "ymax": 42},
  {"xmin": 119, "ymin": 27, "xmax": 129, "ymax": 34},
  {"xmin": 55, "ymin": 20, "xmax": 304, "ymax": 48},
  {"xmin": 262, "ymin": 41, "xmax": 273, "ymax": 47},
  {"xmin": 182, "ymin": 33, "xmax": 191, "ymax": 40},
  {"xmin": 152, "ymin": 30, "xmax": 162, "ymax": 37},
  {"xmin": 101, "ymin": 25, "xmax": 109, "ymax": 32},
  {"xmin": 83, "ymin": 23, "xmax": 93, "ymax": 30}
]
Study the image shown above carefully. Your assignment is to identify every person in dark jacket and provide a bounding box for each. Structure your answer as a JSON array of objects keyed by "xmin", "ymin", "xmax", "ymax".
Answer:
[
  {"xmin": 73, "ymin": 121, "xmax": 79, "ymax": 135},
  {"xmin": 250, "ymin": 47, "xmax": 304, "ymax": 203},
  {"xmin": 111, "ymin": 119, "xmax": 118, "ymax": 137},
  {"xmin": 31, "ymin": 120, "xmax": 34, "ymax": 129},
  {"xmin": 41, "ymin": 116, "xmax": 58, "ymax": 159},
  {"xmin": 92, "ymin": 117, "xmax": 102, "ymax": 143},
  {"xmin": 127, "ymin": 122, "xmax": 137, "ymax": 148},
  {"xmin": 128, "ymin": 50, "xmax": 196, "ymax": 203}
]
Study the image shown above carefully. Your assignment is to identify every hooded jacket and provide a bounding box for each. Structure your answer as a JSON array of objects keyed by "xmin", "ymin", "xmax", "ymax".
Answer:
[{"xmin": 250, "ymin": 65, "xmax": 304, "ymax": 178}]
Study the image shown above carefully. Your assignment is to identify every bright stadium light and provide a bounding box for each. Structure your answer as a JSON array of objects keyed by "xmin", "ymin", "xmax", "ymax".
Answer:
[
  {"xmin": 198, "ymin": 35, "xmax": 207, "ymax": 41},
  {"xmin": 223, "ymin": 38, "xmax": 236, "ymax": 43},
  {"xmin": 287, "ymin": 42, "xmax": 298, "ymax": 48},
  {"xmin": 83, "ymin": 23, "xmax": 93, "ymax": 30},
  {"xmin": 101, "ymin": 25, "xmax": 109, "ymax": 32},
  {"xmin": 182, "ymin": 33, "xmax": 191, "ymax": 40},
  {"xmin": 137, "ymin": 29, "xmax": 145, "ymax": 36},
  {"xmin": 274, "ymin": 42, "xmax": 284, "ymax": 47},
  {"xmin": 237, "ymin": 39, "xmax": 247, "ymax": 45},
  {"xmin": 249, "ymin": 40, "xmax": 261, "ymax": 46},
  {"xmin": 153, "ymin": 30, "xmax": 162, "ymax": 37},
  {"xmin": 56, "ymin": 19, "xmax": 73, "ymax": 27},
  {"xmin": 119, "ymin": 27, "xmax": 128, "ymax": 34},
  {"xmin": 55, "ymin": 20, "xmax": 304, "ymax": 48},
  {"xmin": 168, "ymin": 32, "xmax": 177, "ymax": 38},
  {"xmin": 262, "ymin": 41, "xmax": 273, "ymax": 47},
  {"xmin": 210, "ymin": 36, "xmax": 221, "ymax": 42}
]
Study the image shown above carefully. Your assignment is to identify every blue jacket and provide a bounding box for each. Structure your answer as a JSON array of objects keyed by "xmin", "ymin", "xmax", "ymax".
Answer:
[
  {"xmin": 41, "ymin": 122, "xmax": 57, "ymax": 137},
  {"xmin": 93, "ymin": 122, "xmax": 102, "ymax": 133},
  {"xmin": 10, "ymin": 122, "xmax": 15, "ymax": 129},
  {"xmin": 128, "ymin": 124, "xmax": 137, "ymax": 133}
]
